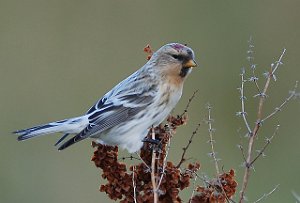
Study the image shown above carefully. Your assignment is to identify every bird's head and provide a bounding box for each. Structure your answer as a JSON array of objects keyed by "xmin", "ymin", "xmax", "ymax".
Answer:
[{"xmin": 148, "ymin": 43, "xmax": 197, "ymax": 79}]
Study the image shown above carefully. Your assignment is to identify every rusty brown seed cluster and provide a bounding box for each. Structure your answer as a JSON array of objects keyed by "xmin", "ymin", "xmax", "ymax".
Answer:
[
  {"xmin": 91, "ymin": 115, "xmax": 237, "ymax": 203},
  {"xmin": 191, "ymin": 169, "xmax": 237, "ymax": 203},
  {"xmin": 143, "ymin": 44, "xmax": 153, "ymax": 60}
]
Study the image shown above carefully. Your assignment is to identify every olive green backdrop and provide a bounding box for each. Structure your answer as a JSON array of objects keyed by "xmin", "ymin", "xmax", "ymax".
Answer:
[{"xmin": 1, "ymin": 0, "xmax": 299, "ymax": 202}]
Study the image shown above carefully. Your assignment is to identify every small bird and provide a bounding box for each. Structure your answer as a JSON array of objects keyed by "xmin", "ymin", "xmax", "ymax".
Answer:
[{"xmin": 14, "ymin": 43, "xmax": 197, "ymax": 153}]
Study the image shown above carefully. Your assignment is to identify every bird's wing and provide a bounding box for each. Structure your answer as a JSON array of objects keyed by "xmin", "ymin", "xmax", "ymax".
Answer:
[
  {"xmin": 83, "ymin": 93, "xmax": 155, "ymax": 137},
  {"xmin": 58, "ymin": 71, "xmax": 158, "ymax": 150}
]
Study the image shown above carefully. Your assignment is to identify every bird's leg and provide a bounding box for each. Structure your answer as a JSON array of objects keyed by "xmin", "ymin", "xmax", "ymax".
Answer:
[
  {"xmin": 142, "ymin": 126, "xmax": 161, "ymax": 145},
  {"xmin": 142, "ymin": 137, "xmax": 160, "ymax": 145}
]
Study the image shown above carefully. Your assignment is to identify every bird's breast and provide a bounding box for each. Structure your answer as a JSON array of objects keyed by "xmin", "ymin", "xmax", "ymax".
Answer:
[
  {"xmin": 148, "ymin": 83, "xmax": 183, "ymax": 125},
  {"xmin": 159, "ymin": 83, "xmax": 183, "ymax": 106}
]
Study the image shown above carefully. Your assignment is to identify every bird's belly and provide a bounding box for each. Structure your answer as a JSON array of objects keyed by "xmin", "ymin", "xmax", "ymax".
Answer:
[
  {"xmin": 96, "ymin": 116, "xmax": 151, "ymax": 153},
  {"xmin": 94, "ymin": 104, "xmax": 174, "ymax": 152},
  {"xmin": 95, "ymin": 87, "xmax": 182, "ymax": 153}
]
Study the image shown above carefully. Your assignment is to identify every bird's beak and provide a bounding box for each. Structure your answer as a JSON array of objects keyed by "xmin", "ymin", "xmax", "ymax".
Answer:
[{"xmin": 183, "ymin": 59, "xmax": 197, "ymax": 68}]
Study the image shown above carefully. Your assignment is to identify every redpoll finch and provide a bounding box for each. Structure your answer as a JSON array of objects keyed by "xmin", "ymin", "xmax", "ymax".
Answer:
[{"xmin": 14, "ymin": 43, "xmax": 197, "ymax": 153}]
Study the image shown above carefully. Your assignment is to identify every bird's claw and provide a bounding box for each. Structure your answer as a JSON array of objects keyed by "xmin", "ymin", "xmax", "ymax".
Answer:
[{"xmin": 142, "ymin": 137, "xmax": 160, "ymax": 145}]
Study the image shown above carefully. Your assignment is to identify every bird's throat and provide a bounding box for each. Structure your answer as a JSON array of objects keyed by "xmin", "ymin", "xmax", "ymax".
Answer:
[{"xmin": 179, "ymin": 67, "xmax": 191, "ymax": 78}]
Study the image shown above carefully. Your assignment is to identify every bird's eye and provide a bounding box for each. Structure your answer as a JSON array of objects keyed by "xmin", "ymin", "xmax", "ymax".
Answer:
[{"xmin": 171, "ymin": 54, "xmax": 183, "ymax": 61}]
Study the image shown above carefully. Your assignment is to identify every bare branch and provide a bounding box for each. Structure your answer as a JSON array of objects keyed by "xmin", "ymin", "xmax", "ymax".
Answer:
[
  {"xmin": 253, "ymin": 184, "xmax": 280, "ymax": 203},
  {"xmin": 188, "ymin": 173, "xmax": 198, "ymax": 203},
  {"xmin": 207, "ymin": 104, "xmax": 220, "ymax": 175},
  {"xmin": 156, "ymin": 126, "xmax": 172, "ymax": 190},
  {"xmin": 176, "ymin": 122, "xmax": 201, "ymax": 168},
  {"xmin": 292, "ymin": 190, "xmax": 300, "ymax": 203},
  {"xmin": 119, "ymin": 155, "xmax": 141, "ymax": 161},
  {"xmin": 261, "ymin": 81, "xmax": 299, "ymax": 122},
  {"xmin": 238, "ymin": 67, "xmax": 252, "ymax": 135},
  {"xmin": 250, "ymin": 68, "xmax": 262, "ymax": 95},
  {"xmin": 239, "ymin": 48, "xmax": 287, "ymax": 203},
  {"xmin": 271, "ymin": 48, "xmax": 286, "ymax": 76},
  {"xmin": 250, "ymin": 125, "xmax": 280, "ymax": 166},
  {"xmin": 132, "ymin": 166, "xmax": 137, "ymax": 203},
  {"xmin": 247, "ymin": 36, "xmax": 255, "ymax": 64},
  {"xmin": 150, "ymin": 127, "xmax": 158, "ymax": 203},
  {"xmin": 180, "ymin": 89, "xmax": 199, "ymax": 117},
  {"xmin": 247, "ymin": 36, "xmax": 262, "ymax": 95},
  {"xmin": 257, "ymin": 49, "xmax": 286, "ymax": 121},
  {"xmin": 135, "ymin": 152, "xmax": 151, "ymax": 171},
  {"xmin": 237, "ymin": 143, "xmax": 247, "ymax": 165}
]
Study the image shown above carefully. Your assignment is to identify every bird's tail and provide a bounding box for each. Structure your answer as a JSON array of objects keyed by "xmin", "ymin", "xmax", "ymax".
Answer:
[{"xmin": 14, "ymin": 116, "xmax": 88, "ymax": 142}]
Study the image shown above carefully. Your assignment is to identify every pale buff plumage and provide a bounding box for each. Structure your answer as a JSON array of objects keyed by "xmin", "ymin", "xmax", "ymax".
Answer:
[{"xmin": 14, "ymin": 43, "xmax": 197, "ymax": 153}]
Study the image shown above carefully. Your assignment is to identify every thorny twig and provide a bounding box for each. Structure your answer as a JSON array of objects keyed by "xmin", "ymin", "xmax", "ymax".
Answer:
[
  {"xmin": 180, "ymin": 89, "xmax": 199, "ymax": 117},
  {"xmin": 239, "ymin": 48, "xmax": 287, "ymax": 203},
  {"xmin": 253, "ymin": 184, "xmax": 280, "ymax": 203},
  {"xmin": 261, "ymin": 81, "xmax": 299, "ymax": 123},
  {"xmin": 190, "ymin": 170, "xmax": 213, "ymax": 188},
  {"xmin": 207, "ymin": 105, "xmax": 231, "ymax": 203},
  {"xmin": 176, "ymin": 90, "xmax": 200, "ymax": 168},
  {"xmin": 249, "ymin": 125, "xmax": 280, "ymax": 166},
  {"xmin": 237, "ymin": 129, "xmax": 248, "ymax": 164},
  {"xmin": 119, "ymin": 155, "xmax": 141, "ymax": 161},
  {"xmin": 247, "ymin": 37, "xmax": 262, "ymax": 95},
  {"xmin": 156, "ymin": 125, "xmax": 172, "ymax": 190},
  {"xmin": 135, "ymin": 152, "xmax": 151, "ymax": 171},
  {"xmin": 176, "ymin": 122, "xmax": 201, "ymax": 168},
  {"xmin": 189, "ymin": 174, "xmax": 198, "ymax": 203},
  {"xmin": 251, "ymin": 67, "xmax": 262, "ymax": 96},
  {"xmin": 237, "ymin": 143, "xmax": 247, "ymax": 165},
  {"xmin": 207, "ymin": 104, "xmax": 220, "ymax": 174},
  {"xmin": 237, "ymin": 67, "xmax": 252, "ymax": 135},
  {"xmin": 237, "ymin": 134, "xmax": 247, "ymax": 166}
]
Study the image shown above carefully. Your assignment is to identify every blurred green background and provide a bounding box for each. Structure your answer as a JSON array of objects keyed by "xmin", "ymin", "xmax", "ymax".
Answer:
[{"xmin": 1, "ymin": 0, "xmax": 299, "ymax": 202}]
